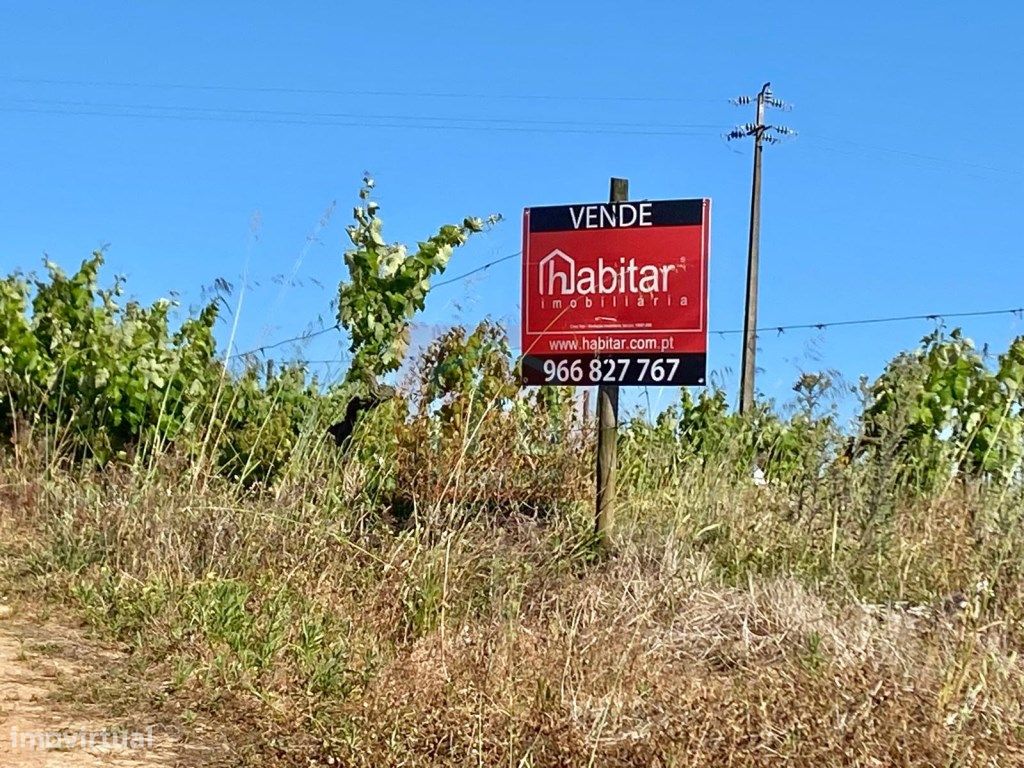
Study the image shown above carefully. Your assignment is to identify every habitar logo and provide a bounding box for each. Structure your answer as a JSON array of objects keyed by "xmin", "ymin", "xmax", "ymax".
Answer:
[{"xmin": 539, "ymin": 250, "xmax": 674, "ymax": 296}]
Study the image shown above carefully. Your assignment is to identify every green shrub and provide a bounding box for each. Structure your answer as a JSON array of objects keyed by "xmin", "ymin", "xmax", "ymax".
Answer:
[{"xmin": 0, "ymin": 253, "xmax": 221, "ymax": 462}]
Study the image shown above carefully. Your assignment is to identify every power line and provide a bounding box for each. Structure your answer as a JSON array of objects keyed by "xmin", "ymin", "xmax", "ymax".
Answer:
[
  {"xmin": 225, "ymin": 251, "xmax": 521, "ymax": 358},
  {"xmin": 433, "ymin": 252, "xmax": 519, "ymax": 287},
  {"xmin": 227, "ymin": 279, "xmax": 1024, "ymax": 365},
  {"xmin": 227, "ymin": 323, "xmax": 340, "ymax": 359},
  {"xmin": 2, "ymin": 75, "xmax": 725, "ymax": 104},
  {"xmin": 0, "ymin": 103, "xmax": 720, "ymax": 138},
  {"xmin": 8, "ymin": 82, "xmax": 1014, "ymax": 180},
  {"xmin": 802, "ymin": 134, "xmax": 1022, "ymax": 178},
  {"xmin": 300, "ymin": 303, "xmax": 1024, "ymax": 368},
  {"xmin": 712, "ymin": 307, "xmax": 1024, "ymax": 336},
  {"xmin": 4, "ymin": 97, "xmax": 723, "ymax": 133}
]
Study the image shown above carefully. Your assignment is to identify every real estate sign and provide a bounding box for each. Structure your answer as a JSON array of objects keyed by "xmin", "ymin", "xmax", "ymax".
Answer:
[{"xmin": 521, "ymin": 198, "xmax": 710, "ymax": 386}]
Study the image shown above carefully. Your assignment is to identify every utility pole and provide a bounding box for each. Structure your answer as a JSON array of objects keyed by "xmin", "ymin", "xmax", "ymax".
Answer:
[
  {"xmin": 595, "ymin": 177, "xmax": 628, "ymax": 549},
  {"xmin": 738, "ymin": 83, "xmax": 768, "ymax": 415},
  {"xmin": 729, "ymin": 83, "xmax": 795, "ymax": 414}
]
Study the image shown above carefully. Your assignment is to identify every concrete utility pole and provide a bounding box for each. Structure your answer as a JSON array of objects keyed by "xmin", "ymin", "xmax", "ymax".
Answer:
[
  {"xmin": 729, "ymin": 83, "xmax": 795, "ymax": 414},
  {"xmin": 739, "ymin": 83, "xmax": 769, "ymax": 415},
  {"xmin": 595, "ymin": 177, "xmax": 628, "ymax": 549}
]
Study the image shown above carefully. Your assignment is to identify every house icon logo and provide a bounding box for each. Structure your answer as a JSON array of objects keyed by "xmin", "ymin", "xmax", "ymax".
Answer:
[{"xmin": 538, "ymin": 249, "xmax": 575, "ymax": 296}]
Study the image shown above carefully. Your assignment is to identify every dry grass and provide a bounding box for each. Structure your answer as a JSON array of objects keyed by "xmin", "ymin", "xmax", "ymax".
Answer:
[
  {"xmin": 343, "ymin": 576, "xmax": 1024, "ymax": 766},
  {"xmin": 1, "ymin": 413, "xmax": 1023, "ymax": 766}
]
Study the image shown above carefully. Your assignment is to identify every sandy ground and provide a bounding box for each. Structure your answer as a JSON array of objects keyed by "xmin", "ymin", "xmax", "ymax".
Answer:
[{"xmin": 0, "ymin": 604, "xmax": 187, "ymax": 767}]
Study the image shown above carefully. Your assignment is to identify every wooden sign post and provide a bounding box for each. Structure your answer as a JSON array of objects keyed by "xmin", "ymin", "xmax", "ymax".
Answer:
[{"xmin": 595, "ymin": 177, "xmax": 628, "ymax": 548}]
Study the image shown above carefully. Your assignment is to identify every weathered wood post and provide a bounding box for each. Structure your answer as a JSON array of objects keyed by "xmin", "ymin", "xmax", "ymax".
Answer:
[{"xmin": 595, "ymin": 177, "xmax": 628, "ymax": 548}]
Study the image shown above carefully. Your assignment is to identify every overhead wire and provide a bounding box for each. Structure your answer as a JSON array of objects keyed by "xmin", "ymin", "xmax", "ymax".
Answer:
[
  {"xmin": 7, "ymin": 75, "xmax": 1017, "ymax": 176},
  {"xmin": 6, "ymin": 81, "xmax": 1015, "ymax": 177},
  {"xmin": 713, "ymin": 307, "xmax": 1024, "ymax": 336},
  {"xmin": 0, "ymin": 103, "xmax": 720, "ymax": 137},
  {"xmin": 225, "ymin": 251, "xmax": 523, "ymax": 359},
  {"xmin": 2, "ymin": 75, "xmax": 726, "ymax": 104},
  {"xmin": 227, "ymin": 323, "xmax": 340, "ymax": 359},
  {"xmin": 3, "ymin": 96, "xmax": 723, "ymax": 132},
  {"xmin": 801, "ymin": 133, "xmax": 1022, "ymax": 177},
  {"xmin": 432, "ymin": 251, "xmax": 519, "ymax": 287}
]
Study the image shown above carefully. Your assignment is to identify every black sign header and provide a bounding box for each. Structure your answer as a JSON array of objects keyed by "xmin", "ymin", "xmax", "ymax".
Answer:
[{"xmin": 526, "ymin": 198, "xmax": 706, "ymax": 233}]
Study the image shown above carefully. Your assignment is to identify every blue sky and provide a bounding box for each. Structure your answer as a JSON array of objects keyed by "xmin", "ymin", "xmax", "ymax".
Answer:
[{"xmin": 2, "ymin": 2, "xmax": 1022, "ymax": 417}]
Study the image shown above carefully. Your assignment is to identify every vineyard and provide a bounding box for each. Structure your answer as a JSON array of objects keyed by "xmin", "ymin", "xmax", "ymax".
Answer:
[{"xmin": 2, "ymin": 184, "xmax": 1024, "ymax": 766}]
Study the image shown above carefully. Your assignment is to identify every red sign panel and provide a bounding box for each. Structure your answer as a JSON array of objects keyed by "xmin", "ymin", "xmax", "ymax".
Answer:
[{"xmin": 521, "ymin": 199, "xmax": 710, "ymax": 386}]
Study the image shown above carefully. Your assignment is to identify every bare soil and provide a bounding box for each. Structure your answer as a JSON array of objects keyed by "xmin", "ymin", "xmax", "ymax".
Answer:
[{"xmin": 0, "ymin": 604, "xmax": 206, "ymax": 767}]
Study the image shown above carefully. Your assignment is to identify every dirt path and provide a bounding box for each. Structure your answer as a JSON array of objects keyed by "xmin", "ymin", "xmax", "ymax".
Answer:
[{"xmin": 0, "ymin": 605, "xmax": 187, "ymax": 767}]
